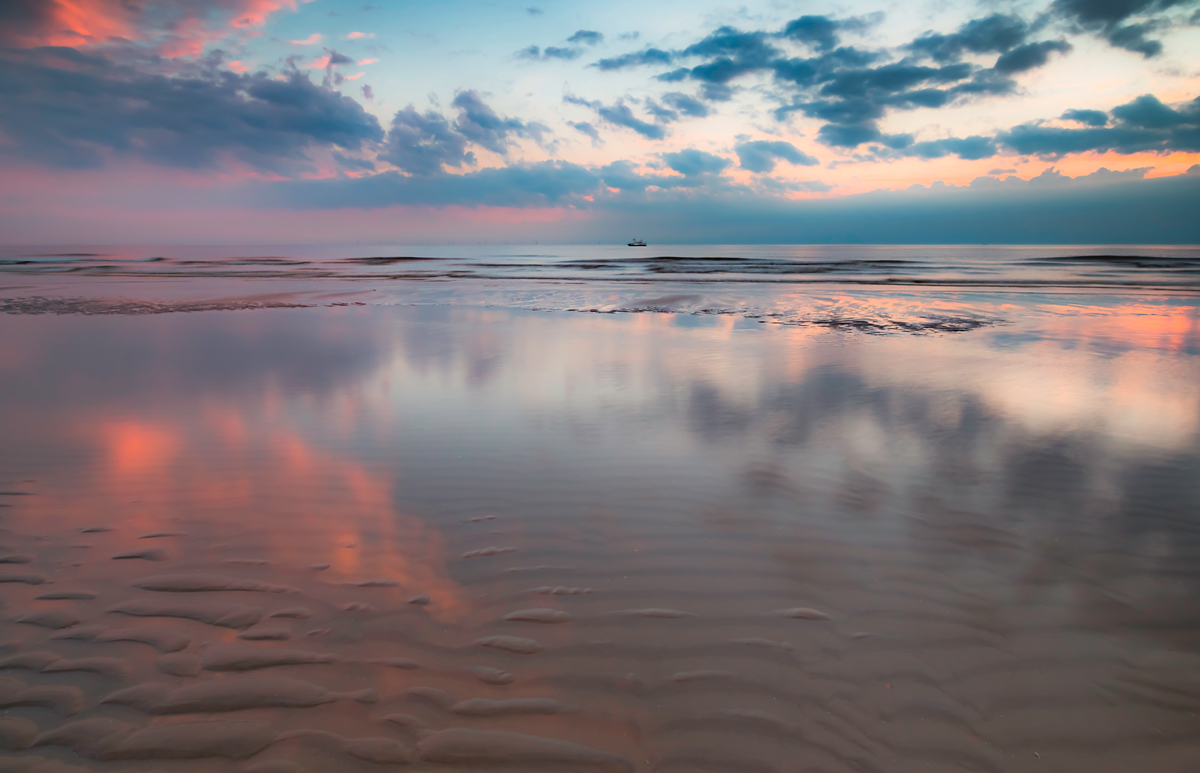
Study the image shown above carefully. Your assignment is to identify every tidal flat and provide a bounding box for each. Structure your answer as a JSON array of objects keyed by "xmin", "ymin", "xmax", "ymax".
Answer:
[{"xmin": 1, "ymin": 245, "xmax": 1199, "ymax": 772}]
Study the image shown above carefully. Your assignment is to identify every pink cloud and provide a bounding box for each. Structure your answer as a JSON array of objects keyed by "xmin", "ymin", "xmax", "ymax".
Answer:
[
  {"xmin": 342, "ymin": 72, "xmax": 365, "ymax": 80},
  {"xmin": 290, "ymin": 33, "xmax": 322, "ymax": 45},
  {"xmin": 358, "ymin": 58, "xmax": 379, "ymax": 65},
  {"xmin": 227, "ymin": 60, "xmax": 250, "ymax": 73},
  {"xmin": 0, "ymin": 0, "xmax": 309, "ymax": 58},
  {"xmin": 346, "ymin": 32, "xmax": 375, "ymax": 40},
  {"xmin": 305, "ymin": 54, "xmax": 332, "ymax": 69}
]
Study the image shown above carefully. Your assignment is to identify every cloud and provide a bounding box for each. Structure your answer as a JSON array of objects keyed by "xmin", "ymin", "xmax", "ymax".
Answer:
[
  {"xmin": 378, "ymin": 91, "xmax": 548, "ymax": 174},
  {"xmin": 346, "ymin": 31, "xmax": 374, "ymax": 40},
  {"xmin": 755, "ymin": 177, "xmax": 832, "ymax": 193},
  {"xmin": 570, "ymin": 121, "xmax": 602, "ymax": 144},
  {"xmin": 662, "ymin": 149, "xmax": 730, "ymax": 176},
  {"xmin": 0, "ymin": 0, "xmax": 304, "ymax": 58},
  {"xmin": 994, "ymin": 40, "xmax": 1072, "ymax": 73},
  {"xmin": 526, "ymin": 6, "xmax": 543, "ymax": 15},
  {"xmin": 332, "ymin": 150, "xmax": 375, "ymax": 171},
  {"xmin": 291, "ymin": 33, "xmax": 323, "ymax": 45},
  {"xmin": 358, "ymin": 57, "xmax": 378, "ymax": 65},
  {"xmin": 246, "ymin": 160, "xmax": 1200, "ymax": 246},
  {"xmin": 378, "ymin": 106, "xmax": 474, "ymax": 175},
  {"xmin": 1062, "ymin": 108, "xmax": 1108, "ymax": 126},
  {"xmin": 999, "ymin": 94, "xmax": 1200, "ymax": 156},
  {"xmin": 662, "ymin": 92, "xmax": 710, "ymax": 117},
  {"xmin": 519, "ymin": 44, "xmax": 581, "ymax": 60},
  {"xmin": 735, "ymin": 140, "xmax": 819, "ymax": 172},
  {"xmin": 262, "ymin": 161, "xmax": 602, "ymax": 208},
  {"xmin": 0, "ymin": 47, "xmax": 383, "ymax": 173},
  {"xmin": 543, "ymin": 46, "xmax": 579, "ymax": 60},
  {"xmin": 565, "ymin": 95, "xmax": 666, "ymax": 139},
  {"xmin": 590, "ymin": 12, "xmax": 1074, "ymax": 151},
  {"xmin": 362, "ymin": 84, "xmax": 374, "ymax": 101},
  {"xmin": 906, "ymin": 135, "xmax": 998, "ymax": 160},
  {"xmin": 595, "ymin": 48, "xmax": 673, "ymax": 70},
  {"xmin": 855, "ymin": 92, "xmax": 1199, "ymax": 161},
  {"xmin": 451, "ymin": 90, "xmax": 547, "ymax": 154},
  {"xmin": 1050, "ymin": 0, "xmax": 1196, "ymax": 57},
  {"xmin": 909, "ymin": 14, "xmax": 1029, "ymax": 62},
  {"xmin": 567, "ymin": 30, "xmax": 603, "ymax": 46}
]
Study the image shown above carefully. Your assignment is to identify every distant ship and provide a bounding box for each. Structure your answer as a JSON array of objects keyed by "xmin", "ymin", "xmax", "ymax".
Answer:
[{"xmin": 627, "ymin": 238, "xmax": 647, "ymax": 247}]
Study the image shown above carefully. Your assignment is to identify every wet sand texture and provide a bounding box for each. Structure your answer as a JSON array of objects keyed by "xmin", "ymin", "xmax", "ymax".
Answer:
[{"xmin": 0, "ymin": 300, "xmax": 1199, "ymax": 772}]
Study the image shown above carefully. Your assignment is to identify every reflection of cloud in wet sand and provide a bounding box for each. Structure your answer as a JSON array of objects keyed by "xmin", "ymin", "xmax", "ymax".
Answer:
[{"xmin": 11, "ymin": 408, "xmax": 469, "ymax": 619}]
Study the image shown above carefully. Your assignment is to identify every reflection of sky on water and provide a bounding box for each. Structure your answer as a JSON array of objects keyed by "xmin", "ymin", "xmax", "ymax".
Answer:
[{"xmin": 1, "ymin": 297, "xmax": 1198, "ymax": 639}]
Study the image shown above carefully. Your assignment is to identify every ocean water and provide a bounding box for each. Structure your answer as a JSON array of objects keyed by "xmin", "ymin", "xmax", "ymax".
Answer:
[{"xmin": 0, "ymin": 245, "xmax": 1198, "ymax": 771}]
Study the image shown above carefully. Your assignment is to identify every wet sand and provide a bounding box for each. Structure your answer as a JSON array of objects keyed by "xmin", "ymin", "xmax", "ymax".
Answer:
[{"xmin": 1, "ymin": 294, "xmax": 1199, "ymax": 772}]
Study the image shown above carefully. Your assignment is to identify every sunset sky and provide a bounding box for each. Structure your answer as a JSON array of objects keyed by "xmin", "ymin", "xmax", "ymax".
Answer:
[{"xmin": 1, "ymin": 0, "xmax": 1198, "ymax": 243}]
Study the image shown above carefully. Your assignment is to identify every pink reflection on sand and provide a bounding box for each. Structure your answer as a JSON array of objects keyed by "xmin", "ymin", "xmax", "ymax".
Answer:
[{"xmin": 13, "ymin": 406, "xmax": 470, "ymax": 621}]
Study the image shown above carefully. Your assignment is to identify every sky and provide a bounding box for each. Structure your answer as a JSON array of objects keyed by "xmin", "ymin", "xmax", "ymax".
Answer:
[{"xmin": 0, "ymin": 0, "xmax": 1198, "ymax": 243}]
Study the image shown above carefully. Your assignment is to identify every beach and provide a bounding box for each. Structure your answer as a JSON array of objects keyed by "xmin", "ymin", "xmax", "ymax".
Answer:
[{"xmin": 1, "ymin": 244, "xmax": 1199, "ymax": 771}]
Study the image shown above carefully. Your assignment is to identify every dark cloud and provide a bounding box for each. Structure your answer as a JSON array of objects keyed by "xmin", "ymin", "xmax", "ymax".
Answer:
[
  {"xmin": 817, "ymin": 122, "xmax": 886, "ymax": 147},
  {"xmin": 378, "ymin": 106, "xmax": 473, "ymax": 175},
  {"xmin": 564, "ymin": 94, "xmax": 666, "ymax": 139},
  {"xmin": 907, "ymin": 135, "xmax": 998, "ymax": 160},
  {"xmin": 909, "ymin": 14, "xmax": 1029, "ymax": 62},
  {"xmin": 662, "ymin": 92, "xmax": 710, "ymax": 117},
  {"xmin": 671, "ymin": 26, "xmax": 780, "ymax": 87},
  {"xmin": 591, "ymin": 12, "xmax": 1070, "ymax": 152},
  {"xmin": 656, "ymin": 67, "xmax": 690, "ymax": 82},
  {"xmin": 0, "ymin": 46, "xmax": 383, "ymax": 172},
  {"xmin": 332, "ymin": 150, "xmax": 375, "ymax": 171},
  {"xmin": 1000, "ymin": 94, "xmax": 1200, "ymax": 156},
  {"xmin": 662, "ymin": 149, "xmax": 730, "ymax": 176},
  {"xmin": 362, "ymin": 84, "xmax": 375, "ymax": 101},
  {"xmin": 862, "ymin": 93, "xmax": 1199, "ymax": 161},
  {"xmin": 644, "ymin": 99, "xmax": 677, "ymax": 122},
  {"xmin": 1111, "ymin": 92, "xmax": 1195, "ymax": 127},
  {"xmin": 682, "ymin": 26, "xmax": 778, "ymax": 65},
  {"xmin": 567, "ymin": 30, "xmax": 604, "ymax": 46},
  {"xmin": 544, "ymin": 46, "xmax": 579, "ymax": 60},
  {"xmin": 735, "ymin": 140, "xmax": 819, "ymax": 172},
  {"xmin": 700, "ymin": 83, "xmax": 735, "ymax": 102},
  {"xmin": 570, "ymin": 121, "xmax": 601, "ymax": 144},
  {"xmin": 994, "ymin": 40, "xmax": 1072, "ymax": 73},
  {"xmin": 1050, "ymin": 0, "xmax": 1197, "ymax": 57},
  {"xmin": 818, "ymin": 62, "xmax": 974, "ymax": 99},
  {"xmin": 595, "ymin": 48, "xmax": 673, "ymax": 70},
  {"xmin": 782, "ymin": 16, "xmax": 843, "ymax": 51},
  {"xmin": 526, "ymin": 6, "xmax": 543, "ymax": 15},
  {"xmin": 452, "ymin": 90, "xmax": 546, "ymax": 154},
  {"xmin": 380, "ymin": 91, "xmax": 545, "ymax": 174},
  {"xmin": 519, "ymin": 44, "xmax": 581, "ymax": 61}
]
